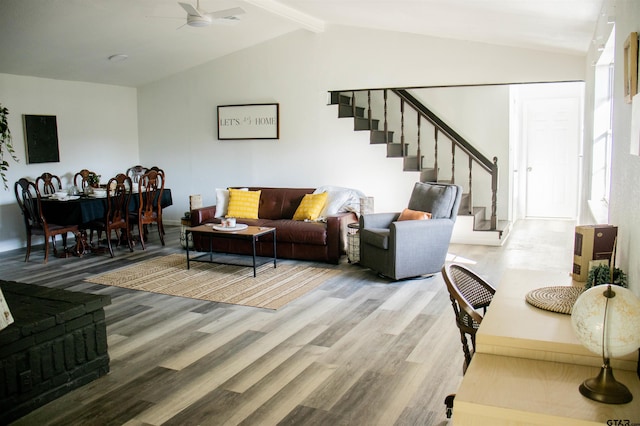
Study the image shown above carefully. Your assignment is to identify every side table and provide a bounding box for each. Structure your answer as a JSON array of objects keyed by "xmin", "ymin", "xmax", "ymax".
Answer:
[
  {"xmin": 347, "ymin": 222, "xmax": 360, "ymax": 264},
  {"xmin": 180, "ymin": 216, "xmax": 193, "ymax": 249}
]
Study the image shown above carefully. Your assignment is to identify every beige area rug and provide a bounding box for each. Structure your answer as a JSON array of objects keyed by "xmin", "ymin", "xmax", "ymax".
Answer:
[{"xmin": 85, "ymin": 254, "xmax": 341, "ymax": 309}]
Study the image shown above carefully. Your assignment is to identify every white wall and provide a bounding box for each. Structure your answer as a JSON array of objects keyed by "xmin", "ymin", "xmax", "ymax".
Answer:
[
  {"xmin": 0, "ymin": 74, "xmax": 138, "ymax": 252},
  {"xmin": 137, "ymin": 26, "xmax": 585, "ymax": 226},
  {"xmin": 580, "ymin": 0, "xmax": 640, "ymax": 295},
  {"xmin": 605, "ymin": 0, "xmax": 640, "ymax": 295}
]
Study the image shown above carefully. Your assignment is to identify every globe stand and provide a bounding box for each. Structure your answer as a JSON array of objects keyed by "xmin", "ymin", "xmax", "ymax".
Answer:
[
  {"xmin": 579, "ymin": 358, "xmax": 633, "ymax": 404},
  {"xmin": 578, "ymin": 285, "xmax": 633, "ymax": 404}
]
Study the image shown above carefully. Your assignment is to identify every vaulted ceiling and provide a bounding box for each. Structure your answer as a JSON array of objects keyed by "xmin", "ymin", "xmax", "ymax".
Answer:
[{"xmin": 0, "ymin": 0, "xmax": 605, "ymax": 87}]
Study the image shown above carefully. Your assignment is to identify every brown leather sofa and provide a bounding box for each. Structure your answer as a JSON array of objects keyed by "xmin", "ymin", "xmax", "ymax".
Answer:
[{"xmin": 189, "ymin": 187, "xmax": 357, "ymax": 264}]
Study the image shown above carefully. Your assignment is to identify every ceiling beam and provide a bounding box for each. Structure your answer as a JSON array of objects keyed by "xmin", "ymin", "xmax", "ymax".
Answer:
[{"xmin": 243, "ymin": 0, "xmax": 325, "ymax": 33}]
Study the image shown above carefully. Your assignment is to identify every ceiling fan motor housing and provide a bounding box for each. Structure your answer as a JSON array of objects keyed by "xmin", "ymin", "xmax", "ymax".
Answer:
[{"xmin": 187, "ymin": 14, "xmax": 212, "ymax": 27}]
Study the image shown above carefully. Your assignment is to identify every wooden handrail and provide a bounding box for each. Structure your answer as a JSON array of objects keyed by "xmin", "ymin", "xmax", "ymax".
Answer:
[{"xmin": 393, "ymin": 89, "xmax": 494, "ymax": 173}]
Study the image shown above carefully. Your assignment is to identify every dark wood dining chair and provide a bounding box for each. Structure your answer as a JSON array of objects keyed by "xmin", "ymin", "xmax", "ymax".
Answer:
[
  {"xmin": 87, "ymin": 174, "xmax": 134, "ymax": 257},
  {"xmin": 74, "ymin": 169, "xmax": 97, "ymax": 190},
  {"xmin": 441, "ymin": 263, "xmax": 496, "ymax": 418},
  {"xmin": 147, "ymin": 166, "xmax": 166, "ymax": 235},
  {"xmin": 14, "ymin": 178, "xmax": 79, "ymax": 263},
  {"xmin": 130, "ymin": 169, "xmax": 165, "ymax": 249},
  {"xmin": 126, "ymin": 165, "xmax": 148, "ymax": 185},
  {"xmin": 35, "ymin": 172, "xmax": 63, "ymax": 195}
]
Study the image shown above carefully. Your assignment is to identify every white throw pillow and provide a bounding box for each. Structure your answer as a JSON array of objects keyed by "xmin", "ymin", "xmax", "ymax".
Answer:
[
  {"xmin": 214, "ymin": 188, "xmax": 229, "ymax": 218},
  {"xmin": 314, "ymin": 186, "xmax": 366, "ymax": 215},
  {"xmin": 318, "ymin": 190, "xmax": 351, "ymax": 218},
  {"xmin": 215, "ymin": 187, "xmax": 248, "ymax": 218}
]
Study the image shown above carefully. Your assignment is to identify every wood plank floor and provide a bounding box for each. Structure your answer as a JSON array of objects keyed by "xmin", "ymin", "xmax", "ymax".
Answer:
[{"xmin": 3, "ymin": 219, "xmax": 575, "ymax": 426}]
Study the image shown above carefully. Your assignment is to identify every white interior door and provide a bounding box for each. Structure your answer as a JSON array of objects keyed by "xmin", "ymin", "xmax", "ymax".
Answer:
[{"xmin": 524, "ymin": 98, "xmax": 580, "ymax": 218}]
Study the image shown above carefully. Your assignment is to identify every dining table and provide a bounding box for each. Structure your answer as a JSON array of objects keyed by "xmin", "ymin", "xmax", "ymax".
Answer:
[{"xmin": 40, "ymin": 189, "xmax": 173, "ymax": 255}]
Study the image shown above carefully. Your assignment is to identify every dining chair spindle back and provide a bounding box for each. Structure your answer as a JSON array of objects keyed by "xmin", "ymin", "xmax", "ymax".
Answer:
[
  {"xmin": 35, "ymin": 172, "xmax": 62, "ymax": 195},
  {"xmin": 87, "ymin": 174, "xmax": 134, "ymax": 257},
  {"xmin": 131, "ymin": 169, "xmax": 165, "ymax": 249},
  {"xmin": 74, "ymin": 169, "xmax": 97, "ymax": 190},
  {"xmin": 126, "ymin": 165, "xmax": 148, "ymax": 185},
  {"xmin": 14, "ymin": 178, "xmax": 79, "ymax": 263}
]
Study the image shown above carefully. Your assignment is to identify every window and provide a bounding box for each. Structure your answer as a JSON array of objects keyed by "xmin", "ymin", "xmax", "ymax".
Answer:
[{"xmin": 591, "ymin": 28, "xmax": 615, "ymax": 214}]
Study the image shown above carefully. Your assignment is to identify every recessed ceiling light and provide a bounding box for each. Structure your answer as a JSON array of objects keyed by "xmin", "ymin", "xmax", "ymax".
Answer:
[{"xmin": 108, "ymin": 54, "xmax": 129, "ymax": 62}]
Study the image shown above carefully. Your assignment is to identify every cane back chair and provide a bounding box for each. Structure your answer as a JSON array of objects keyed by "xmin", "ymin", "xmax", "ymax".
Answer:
[{"xmin": 442, "ymin": 263, "xmax": 496, "ymax": 418}]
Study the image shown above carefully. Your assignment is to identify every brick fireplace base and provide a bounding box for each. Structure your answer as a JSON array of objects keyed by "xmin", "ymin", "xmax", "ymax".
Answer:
[{"xmin": 0, "ymin": 281, "xmax": 111, "ymax": 424}]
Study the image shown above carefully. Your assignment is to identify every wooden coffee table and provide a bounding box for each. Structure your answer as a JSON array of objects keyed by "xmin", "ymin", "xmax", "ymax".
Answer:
[{"xmin": 185, "ymin": 224, "xmax": 276, "ymax": 277}]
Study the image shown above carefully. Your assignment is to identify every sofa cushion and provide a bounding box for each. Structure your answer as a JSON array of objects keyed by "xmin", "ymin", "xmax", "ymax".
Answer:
[
  {"xmin": 263, "ymin": 219, "xmax": 327, "ymax": 245},
  {"xmin": 251, "ymin": 188, "xmax": 313, "ymax": 220},
  {"xmin": 293, "ymin": 192, "xmax": 328, "ymax": 221},
  {"xmin": 227, "ymin": 189, "xmax": 261, "ymax": 219},
  {"xmin": 408, "ymin": 182, "xmax": 457, "ymax": 219},
  {"xmin": 360, "ymin": 228, "xmax": 390, "ymax": 250}
]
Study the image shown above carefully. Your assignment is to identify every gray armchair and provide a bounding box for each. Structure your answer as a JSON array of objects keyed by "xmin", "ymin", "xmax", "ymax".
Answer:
[{"xmin": 359, "ymin": 182, "xmax": 462, "ymax": 280}]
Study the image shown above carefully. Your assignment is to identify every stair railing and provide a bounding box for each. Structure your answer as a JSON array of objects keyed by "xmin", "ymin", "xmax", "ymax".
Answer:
[
  {"xmin": 332, "ymin": 88, "xmax": 498, "ymax": 230},
  {"xmin": 393, "ymin": 89, "xmax": 498, "ymax": 230}
]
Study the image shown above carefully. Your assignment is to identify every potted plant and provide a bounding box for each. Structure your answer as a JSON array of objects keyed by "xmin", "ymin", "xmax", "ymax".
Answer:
[
  {"xmin": 585, "ymin": 263, "xmax": 627, "ymax": 289},
  {"xmin": 0, "ymin": 103, "xmax": 19, "ymax": 190},
  {"xmin": 87, "ymin": 172, "xmax": 101, "ymax": 188}
]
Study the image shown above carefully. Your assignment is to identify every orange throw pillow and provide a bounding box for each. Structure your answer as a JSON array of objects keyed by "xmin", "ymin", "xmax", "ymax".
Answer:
[{"xmin": 398, "ymin": 208, "xmax": 432, "ymax": 221}]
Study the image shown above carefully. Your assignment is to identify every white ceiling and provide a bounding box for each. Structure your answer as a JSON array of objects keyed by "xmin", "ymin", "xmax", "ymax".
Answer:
[{"xmin": 0, "ymin": 0, "xmax": 604, "ymax": 88}]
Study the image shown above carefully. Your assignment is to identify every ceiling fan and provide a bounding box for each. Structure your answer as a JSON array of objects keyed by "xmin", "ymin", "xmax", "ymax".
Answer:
[{"xmin": 178, "ymin": 1, "xmax": 245, "ymax": 27}]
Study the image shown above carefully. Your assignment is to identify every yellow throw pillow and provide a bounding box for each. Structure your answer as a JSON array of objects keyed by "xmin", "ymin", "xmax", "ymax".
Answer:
[
  {"xmin": 226, "ymin": 189, "xmax": 261, "ymax": 219},
  {"xmin": 398, "ymin": 208, "xmax": 432, "ymax": 221},
  {"xmin": 293, "ymin": 192, "xmax": 328, "ymax": 221}
]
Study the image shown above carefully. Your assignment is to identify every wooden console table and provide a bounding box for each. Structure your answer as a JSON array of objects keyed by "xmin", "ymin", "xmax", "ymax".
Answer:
[{"xmin": 453, "ymin": 269, "xmax": 640, "ymax": 425}]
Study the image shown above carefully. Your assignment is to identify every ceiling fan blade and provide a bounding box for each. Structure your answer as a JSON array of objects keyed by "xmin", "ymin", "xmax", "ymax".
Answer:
[
  {"xmin": 179, "ymin": 2, "xmax": 204, "ymax": 17},
  {"xmin": 210, "ymin": 7, "xmax": 245, "ymax": 20}
]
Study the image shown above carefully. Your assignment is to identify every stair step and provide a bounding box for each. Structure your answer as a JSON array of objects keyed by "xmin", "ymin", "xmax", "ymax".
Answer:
[
  {"xmin": 354, "ymin": 117, "xmax": 379, "ymax": 131},
  {"xmin": 457, "ymin": 193, "xmax": 471, "ymax": 214},
  {"xmin": 386, "ymin": 143, "xmax": 406, "ymax": 158},
  {"xmin": 370, "ymin": 130, "xmax": 394, "ymax": 144},
  {"xmin": 473, "ymin": 219, "xmax": 510, "ymax": 234},
  {"xmin": 471, "ymin": 206, "xmax": 485, "ymax": 222},
  {"xmin": 419, "ymin": 168, "xmax": 437, "ymax": 183},
  {"xmin": 403, "ymin": 156, "xmax": 420, "ymax": 171},
  {"xmin": 330, "ymin": 92, "xmax": 351, "ymax": 105},
  {"xmin": 338, "ymin": 104, "xmax": 365, "ymax": 118}
]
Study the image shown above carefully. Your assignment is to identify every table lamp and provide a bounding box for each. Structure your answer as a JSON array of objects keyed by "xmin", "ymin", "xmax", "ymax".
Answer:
[{"xmin": 571, "ymin": 284, "xmax": 640, "ymax": 404}]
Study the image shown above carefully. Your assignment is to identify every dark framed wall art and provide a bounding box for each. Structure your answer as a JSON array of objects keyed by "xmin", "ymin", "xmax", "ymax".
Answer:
[
  {"xmin": 23, "ymin": 114, "xmax": 60, "ymax": 164},
  {"xmin": 217, "ymin": 103, "xmax": 279, "ymax": 140}
]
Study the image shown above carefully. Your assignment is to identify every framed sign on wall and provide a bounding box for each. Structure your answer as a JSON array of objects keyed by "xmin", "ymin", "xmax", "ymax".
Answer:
[
  {"xmin": 23, "ymin": 115, "xmax": 60, "ymax": 164},
  {"xmin": 217, "ymin": 103, "xmax": 279, "ymax": 140}
]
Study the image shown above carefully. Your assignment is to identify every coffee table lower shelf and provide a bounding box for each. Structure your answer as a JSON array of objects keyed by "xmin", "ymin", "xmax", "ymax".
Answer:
[{"xmin": 185, "ymin": 225, "xmax": 276, "ymax": 277}]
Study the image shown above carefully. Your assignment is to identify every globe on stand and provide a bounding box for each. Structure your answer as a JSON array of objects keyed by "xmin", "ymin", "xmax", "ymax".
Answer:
[{"xmin": 571, "ymin": 284, "xmax": 640, "ymax": 404}]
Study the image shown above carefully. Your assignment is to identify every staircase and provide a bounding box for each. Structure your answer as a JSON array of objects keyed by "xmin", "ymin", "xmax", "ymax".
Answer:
[{"xmin": 329, "ymin": 89, "xmax": 510, "ymax": 246}]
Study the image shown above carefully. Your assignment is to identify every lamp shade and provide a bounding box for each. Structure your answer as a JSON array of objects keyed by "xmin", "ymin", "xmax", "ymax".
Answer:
[{"xmin": 571, "ymin": 285, "xmax": 640, "ymax": 358}]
